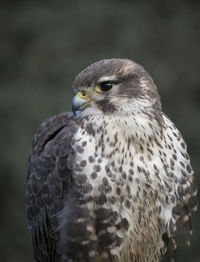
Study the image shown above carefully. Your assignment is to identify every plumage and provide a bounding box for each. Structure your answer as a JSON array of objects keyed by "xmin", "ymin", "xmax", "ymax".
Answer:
[{"xmin": 25, "ymin": 58, "xmax": 197, "ymax": 262}]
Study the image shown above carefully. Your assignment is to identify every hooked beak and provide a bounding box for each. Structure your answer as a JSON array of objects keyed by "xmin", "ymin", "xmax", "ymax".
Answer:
[{"xmin": 72, "ymin": 91, "xmax": 91, "ymax": 116}]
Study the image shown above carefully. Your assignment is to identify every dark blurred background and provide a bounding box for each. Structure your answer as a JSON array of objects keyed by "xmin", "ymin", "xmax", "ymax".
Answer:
[{"xmin": 0, "ymin": 0, "xmax": 199, "ymax": 261}]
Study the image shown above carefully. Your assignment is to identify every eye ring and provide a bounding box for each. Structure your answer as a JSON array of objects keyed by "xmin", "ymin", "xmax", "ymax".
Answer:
[{"xmin": 100, "ymin": 82, "xmax": 114, "ymax": 92}]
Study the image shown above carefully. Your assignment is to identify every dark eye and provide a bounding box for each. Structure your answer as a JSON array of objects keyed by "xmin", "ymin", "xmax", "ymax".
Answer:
[{"xmin": 100, "ymin": 82, "xmax": 113, "ymax": 92}]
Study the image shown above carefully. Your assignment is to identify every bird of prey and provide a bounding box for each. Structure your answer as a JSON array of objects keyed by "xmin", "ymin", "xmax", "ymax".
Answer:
[{"xmin": 25, "ymin": 58, "xmax": 197, "ymax": 262}]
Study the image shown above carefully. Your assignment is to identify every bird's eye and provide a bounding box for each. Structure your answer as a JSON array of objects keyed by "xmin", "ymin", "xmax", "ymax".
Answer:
[{"xmin": 100, "ymin": 82, "xmax": 114, "ymax": 92}]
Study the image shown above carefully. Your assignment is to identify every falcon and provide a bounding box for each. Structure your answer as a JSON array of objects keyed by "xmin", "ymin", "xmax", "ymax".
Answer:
[{"xmin": 25, "ymin": 58, "xmax": 197, "ymax": 262}]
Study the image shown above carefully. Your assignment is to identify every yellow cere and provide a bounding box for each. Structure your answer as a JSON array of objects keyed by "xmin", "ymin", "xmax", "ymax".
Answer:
[{"xmin": 77, "ymin": 90, "xmax": 91, "ymax": 101}]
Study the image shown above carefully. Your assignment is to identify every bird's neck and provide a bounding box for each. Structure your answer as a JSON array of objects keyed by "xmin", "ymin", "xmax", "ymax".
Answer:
[{"xmin": 80, "ymin": 110, "xmax": 163, "ymax": 153}]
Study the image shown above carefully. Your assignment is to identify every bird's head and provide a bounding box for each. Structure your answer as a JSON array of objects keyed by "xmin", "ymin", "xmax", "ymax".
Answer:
[{"xmin": 72, "ymin": 58, "xmax": 161, "ymax": 117}]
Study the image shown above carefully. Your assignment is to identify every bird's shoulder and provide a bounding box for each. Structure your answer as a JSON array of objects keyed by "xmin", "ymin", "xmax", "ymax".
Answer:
[{"xmin": 31, "ymin": 112, "xmax": 76, "ymax": 154}]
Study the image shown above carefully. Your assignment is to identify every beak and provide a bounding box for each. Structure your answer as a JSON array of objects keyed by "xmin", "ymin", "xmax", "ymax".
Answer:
[{"xmin": 72, "ymin": 91, "xmax": 91, "ymax": 116}]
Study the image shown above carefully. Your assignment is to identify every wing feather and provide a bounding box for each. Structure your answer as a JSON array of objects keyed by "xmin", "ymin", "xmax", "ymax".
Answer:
[{"xmin": 25, "ymin": 112, "xmax": 78, "ymax": 261}]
